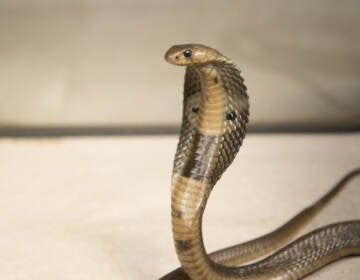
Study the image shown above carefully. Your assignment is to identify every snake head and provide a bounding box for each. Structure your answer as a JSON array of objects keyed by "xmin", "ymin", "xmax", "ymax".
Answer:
[{"xmin": 165, "ymin": 44, "xmax": 225, "ymax": 66}]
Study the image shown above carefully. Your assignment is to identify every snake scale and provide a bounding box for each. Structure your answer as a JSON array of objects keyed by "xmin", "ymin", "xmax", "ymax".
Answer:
[{"xmin": 160, "ymin": 44, "xmax": 360, "ymax": 280}]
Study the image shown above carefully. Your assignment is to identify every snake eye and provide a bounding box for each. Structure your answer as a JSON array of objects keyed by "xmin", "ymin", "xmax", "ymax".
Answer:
[{"xmin": 183, "ymin": 49, "xmax": 192, "ymax": 58}]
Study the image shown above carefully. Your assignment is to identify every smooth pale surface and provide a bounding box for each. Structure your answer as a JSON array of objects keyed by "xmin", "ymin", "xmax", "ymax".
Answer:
[
  {"xmin": 1, "ymin": 0, "xmax": 360, "ymax": 127},
  {"xmin": 0, "ymin": 134, "xmax": 359, "ymax": 279}
]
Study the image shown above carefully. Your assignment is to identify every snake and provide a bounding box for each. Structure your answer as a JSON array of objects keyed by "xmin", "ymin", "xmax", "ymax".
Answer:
[{"xmin": 160, "ymin": 44, "xmax": 360, "ymax": 280}]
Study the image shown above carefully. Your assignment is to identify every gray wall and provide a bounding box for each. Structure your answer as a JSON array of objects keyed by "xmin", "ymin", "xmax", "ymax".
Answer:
[{"xmin": 1, "ymin": 0, "xmax": 359, "ymax": 130}]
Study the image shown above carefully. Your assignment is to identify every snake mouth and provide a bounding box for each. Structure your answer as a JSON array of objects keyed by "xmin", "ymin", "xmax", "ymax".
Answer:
[
  {"xmin": 164, "ymin": 48, "xmax": 188, "ymax": 66},
  {"xmin": 165, "ymin": 44, "xmax": 227, "ymax": 67},
  {"xmin": 165, "ymin": 44, "xmax": 210, "ymax": 66}
]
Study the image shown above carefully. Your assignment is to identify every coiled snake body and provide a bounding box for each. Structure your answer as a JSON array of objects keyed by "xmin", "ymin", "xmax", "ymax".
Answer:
[{"xmin": 161, "ymin": 44, "xmax": 360, "ymax": 280}]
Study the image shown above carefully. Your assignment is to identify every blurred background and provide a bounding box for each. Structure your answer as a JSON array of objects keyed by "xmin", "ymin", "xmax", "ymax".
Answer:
[
  {"xmin": 1, "ymin": 0, "xmax": 359, "ymax": 136},
  {"xmin": 1, "ymin": 1, "xmax": 360, "ymax": 279}
]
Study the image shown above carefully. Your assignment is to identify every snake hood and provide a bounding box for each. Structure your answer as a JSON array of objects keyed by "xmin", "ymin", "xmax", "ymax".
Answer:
[{"xmin": 167, "ymin": 44, "xmax": 249, "ymax": 186}]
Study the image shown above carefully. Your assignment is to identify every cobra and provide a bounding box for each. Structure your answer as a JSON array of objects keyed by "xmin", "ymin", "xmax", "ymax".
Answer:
[{"xmin": 160, "ymin": 44, "xmax": 360, "ymax": 280}]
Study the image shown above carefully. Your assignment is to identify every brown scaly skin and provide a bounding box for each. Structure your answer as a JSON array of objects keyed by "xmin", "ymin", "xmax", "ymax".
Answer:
[{"xmin": 161, "ymin": 44, "xmax": 360, "ymax": 280}]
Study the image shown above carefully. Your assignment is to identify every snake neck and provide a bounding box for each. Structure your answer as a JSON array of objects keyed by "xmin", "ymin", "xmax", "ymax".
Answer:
[
  {"xmin": 171, "ymin": 62, "xmax": 249, "ymax": 279},
  {"xmin": 196, "ymin": 65, "xmax": 228, "ymax": 136},
  {"xmin": 171, "ymin": 175, "xmax": 218, "ymax": 279}
]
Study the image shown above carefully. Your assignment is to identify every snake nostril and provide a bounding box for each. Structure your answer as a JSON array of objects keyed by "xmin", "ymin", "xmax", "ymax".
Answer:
[{"xmin": 175, "ymin": 55, "xmax": 179, "ymax": 60}]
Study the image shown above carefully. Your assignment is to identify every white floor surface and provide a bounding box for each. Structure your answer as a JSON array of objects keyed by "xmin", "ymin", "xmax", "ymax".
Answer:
[{"xmin": 0, "ymin": 134, "xmax": 359, "ymax": 279}]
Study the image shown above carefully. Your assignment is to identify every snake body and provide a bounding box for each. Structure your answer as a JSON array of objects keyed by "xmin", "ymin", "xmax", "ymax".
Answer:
[{"xmin": 162, "ymin": 44, "xmax": 360, "ymax": 280}]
